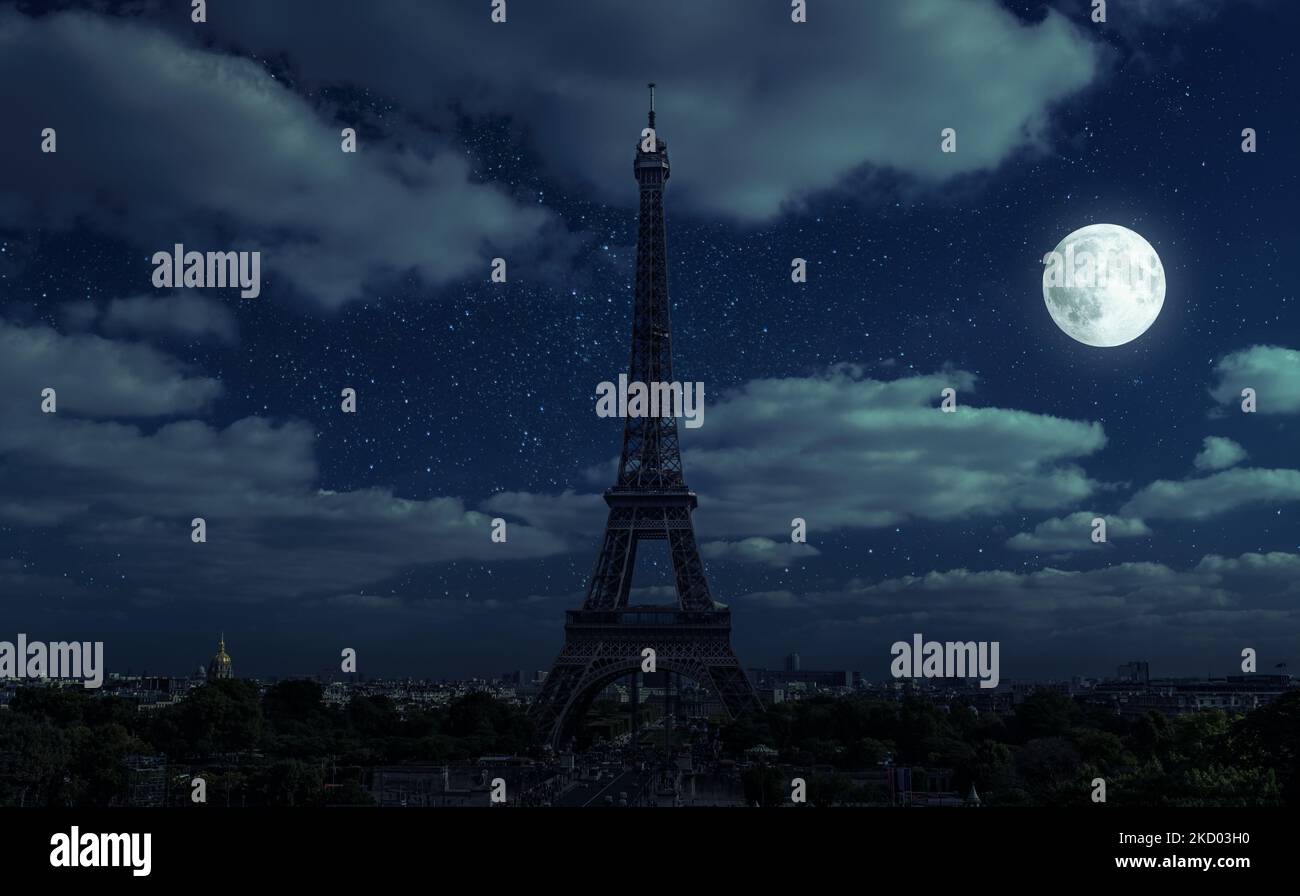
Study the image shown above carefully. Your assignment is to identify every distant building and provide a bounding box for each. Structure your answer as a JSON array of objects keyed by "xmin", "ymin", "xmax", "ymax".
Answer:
[
  {"xmin": 206, "ymin": 634, "xmax": 234, "ymax": 681},
  {"xmin": 749, "ymin": 666, "xmax": 855, "ymax": 691},
  {"xmin": 784, "ymin": 652, "xmax": 801, "ymax": 673},
  {"xmin": 1116, "ymin": 661, "xmax": 1150, "ymax": 684},
  {"xmin": 121, "ymin": 755, "xmax": 168, "ymax": 807},
  {"xmin": 1087, "ymin": 673, "xmax": 1294, "ymax": 718}
]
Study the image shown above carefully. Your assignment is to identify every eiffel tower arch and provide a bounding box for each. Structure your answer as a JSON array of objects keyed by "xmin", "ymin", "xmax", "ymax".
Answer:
[{"xmin": 530, "ymin": 86, "xmax": 763, "ymax": 749}]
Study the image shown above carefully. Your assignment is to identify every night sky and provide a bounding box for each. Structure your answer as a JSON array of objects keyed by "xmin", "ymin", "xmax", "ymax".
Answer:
[{"xmin": 1, "ymin": 0, "xmax": 1297, "ymax": 681}]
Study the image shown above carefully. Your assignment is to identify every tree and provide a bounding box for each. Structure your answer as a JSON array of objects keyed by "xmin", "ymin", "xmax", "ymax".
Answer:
[
  {"xmin": 1015, "ymin": 736, "xmax": 1083, "ymax": 803},
  {"xmin": 1230, "ymin": 690, "xmax": 1300, "ymax": 805},
  {"xmin": 149, "ymin": 679, "xmax": 263, "ymax": 756},
  {"xmin": 808, "ymin": 773, "xmax": 850, "ymax": 807},
  {"xmin": 0, "ymin": 713, "xmax": 71, "ymax": 806},
  {"xmin": 741, "ymin": 763, "xmax": 784, "ymax": 807},
  {"xmin": 718, "ymin": 712, "xmax": 773, "ymax": 755},
  {"xmin": 441, "ymin": 691, "xmax": 534, "ymax": 755},
  {"xmin": 68, "ymin": 723, "xmax": 148, "ymax": 806},
  {"xmin": 251, "ymin": 759, "xmax": 325, "ymax": 807},
  {"xmin": 1014, "ymin": 692, "xmax": 1079, "ymax": 741},
  {"xmin": 264, "ymin": 680, "xmax": 327, "ymax": 726}
]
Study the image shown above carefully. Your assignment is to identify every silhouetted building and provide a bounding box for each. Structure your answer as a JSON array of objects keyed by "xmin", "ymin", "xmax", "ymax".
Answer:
[
  {"xmin": 1116, "ymin": 660, "xmax": 1149, "ymax": 683},
  {"xmin": 122, "ymin": 755, "xmax": 167, "ymax": 807},
  {"xmin": 207, "ymin": 634, "xmax": 233, "ymax": 681},
  {"xmin": 1088, "ymin": 673, "xmax": 1294, "ymax": 718},
  {"xmin": 749, "ymin": 667, "xmax": 855, "ymax": 690}
]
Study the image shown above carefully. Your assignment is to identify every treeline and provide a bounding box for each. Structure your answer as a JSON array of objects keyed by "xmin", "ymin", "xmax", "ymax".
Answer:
[
  {"xmin": 4, "ymin": 681, "xmax": 1297, "ymax": 807},
  {"xmin": 722, "ymin": 690, "xmax": 1300, "ymax": 806},
  {"xmin": 0, "ymin": 680, "xmax": 533, "ymax": 807}
]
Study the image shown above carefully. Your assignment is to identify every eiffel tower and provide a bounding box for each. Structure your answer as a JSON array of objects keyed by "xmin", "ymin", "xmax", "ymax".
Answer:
[{"xmin": 530, "ymin": 86, "xmax": 763, "ymax": 749}]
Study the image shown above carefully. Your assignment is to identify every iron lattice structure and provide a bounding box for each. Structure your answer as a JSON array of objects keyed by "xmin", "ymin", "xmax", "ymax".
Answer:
[{"xmin": 530, "ymin": 89, "xmax": 763, "ymax": 748}]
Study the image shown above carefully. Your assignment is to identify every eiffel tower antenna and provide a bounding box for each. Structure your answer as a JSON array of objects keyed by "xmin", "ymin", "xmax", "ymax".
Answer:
[
  {"xmin": 530, "ymin": 89, "xmax": 762, "ymax": 749},
  {"xmin": 647, "ymin": 82, "xmax": 656, "ymax": 129}
]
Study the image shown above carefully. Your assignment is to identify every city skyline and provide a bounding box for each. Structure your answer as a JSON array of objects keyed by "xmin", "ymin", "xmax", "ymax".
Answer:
[{"xmin": 18, "ymin": 629, "xmax": 1279, "ymax": 687}]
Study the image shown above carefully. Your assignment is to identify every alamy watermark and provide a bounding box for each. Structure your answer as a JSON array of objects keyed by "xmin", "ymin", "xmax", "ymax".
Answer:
[
  {"xmin": 890, "ymin": 633, "xmax": 1000, "ymax": 689},
  {"xmin": 0, "ymin": 634, "xmax": 104, "ymax": 688},
  {"xmin": 152, "ymin": 243, "xmax": 261, "ymax": 298},
  {"xmin": 1042, "ymin": 242, "xmax": 1160, "ymax": 291},
  {"xmin": 595, "ymin": 373, "xmax": 704, "ymax": 429},
  {"xmin": 50, "ymin": 827, "xmax": 151, "ymax": 877}
]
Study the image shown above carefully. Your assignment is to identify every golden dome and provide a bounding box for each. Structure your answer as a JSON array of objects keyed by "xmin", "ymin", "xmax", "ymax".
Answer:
[{"xmin": 207, "ymin": 633, "xmax": 234, "ymax": 680}]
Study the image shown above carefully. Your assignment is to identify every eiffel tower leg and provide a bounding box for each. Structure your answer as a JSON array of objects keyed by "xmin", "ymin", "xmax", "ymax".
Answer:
[
  {"xmin": 666, "ymin": 512, "xmax": 713, "ymax": 611},
  {"xmin": 707, "ymin": 660, "xmax": 765, "ymax": 718},
  {"xmin": 583, "ymin": 508, "xmax": 639, "ymax": 610},
  {"xmin": 529, "ymin": 651, "xmax": 587, "ymax": 748},
  {"xmin": 630, "ymin": 669, "xmax": 639, "ymax": 742}
]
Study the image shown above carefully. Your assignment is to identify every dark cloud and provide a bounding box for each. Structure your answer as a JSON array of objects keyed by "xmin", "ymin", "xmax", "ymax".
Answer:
[
  {"xmin": 0, "ymin": 9, "xmax": 567, "ymax": 309},
  {"xmin": 701, "ymin": 537, "xmax": 821, "ymax": 568},
  {"xmin": 0, "ymin": 319, "xmax": 221, "ymax": 417},
  {"xmin": 1126, "ymin": 0, "xmax": 1252, "ymax": 24},
  {"xmin": 732, "ymin": 550, "xmax": 1300, "ymax": 674},
  {"xmin": 100, "ymin": 293, "xmax": 239, "ymax": 344},
  {"xmin": 0, "ymin": 320, "xmax": 570, "ymax": 602},
  {"xmin": 60, "ymin": 293, "xmax": 238, "ymax": 344},
  {"xmin": 492, "ymin": 366, "xmax": 1108, "ymax": 538},
  {"xmin": 482, "ymin": 489, "xmax": 604, "ymax": 541},
  {"xmin": 680, "ymin": 366, "xmax": 1106, "ymax": 536},
  {"xmin": 182, "ymin": 0, "xmax": 1102, "ymax": 221}
]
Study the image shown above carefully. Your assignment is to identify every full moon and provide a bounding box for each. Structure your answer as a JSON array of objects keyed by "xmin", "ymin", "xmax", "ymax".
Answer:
[{"xmin": 1042, "ymin": 223, "xmax": 1166, "ymax": 347}]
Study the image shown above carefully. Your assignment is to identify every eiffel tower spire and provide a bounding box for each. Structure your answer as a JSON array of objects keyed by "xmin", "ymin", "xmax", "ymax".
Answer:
[
  {"xmin": 588, "ymin": 88, "xmax": 707, "ymax": 611},
  {"xmin": 530, "ymin": 89, "xmax": 762, "ymax": 749},
  {"xmin": 615, "ymin": 79, "xmax": 680, "ymax": 495}
]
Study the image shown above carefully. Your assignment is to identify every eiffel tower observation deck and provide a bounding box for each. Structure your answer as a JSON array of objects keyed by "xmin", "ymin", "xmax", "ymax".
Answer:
[{"xmin": 529, "ymin": 86, "xmax": 762, "ymax": 749}]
